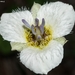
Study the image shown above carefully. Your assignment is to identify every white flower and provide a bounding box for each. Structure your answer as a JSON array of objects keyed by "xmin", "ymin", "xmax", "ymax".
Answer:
[{"xmin": 0, "ymin": 1, "xmax": 75, "ymax": 74}]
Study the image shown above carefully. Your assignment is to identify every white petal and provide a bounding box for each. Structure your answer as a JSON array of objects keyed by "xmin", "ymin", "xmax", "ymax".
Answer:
[
  {"xmin": 37, "ymin": 1, "xmax": 75, "ymax": 38},
  {"xmin": 20, "ymin": 40, "xmax": 63, "ymax": 74},
  {"xmin": 10, "ymin": 42, "xmax": 28, "ymax": 51},
  {"xmin": 0, "ymin": 10, "xmax": 33, "ymax": 43},
  {"xmin": 31, "ymin": 2, "xmax": 41, "ymax": 18}
]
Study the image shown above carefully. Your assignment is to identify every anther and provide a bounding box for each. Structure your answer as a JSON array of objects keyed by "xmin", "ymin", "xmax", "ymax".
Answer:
[
  {"xmin": 40, "ymin": 18, "xmax": 45, "ymax": 35},
  {"xmin": 35, "ymin": 18, "xmax": 39, "ymax": 26},
  {"xmin": 31, "ymin": 25, "xmax": 36, "ymax": 35},
  {"xmin": 22, "ymin": 19, "xmax": 31, "ymax": 30}
]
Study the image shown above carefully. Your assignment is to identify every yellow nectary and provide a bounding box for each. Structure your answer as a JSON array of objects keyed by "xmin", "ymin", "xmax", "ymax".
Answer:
[{"xmin": 24, "ymin": 26, "xmax": 53, "ymax": 49}]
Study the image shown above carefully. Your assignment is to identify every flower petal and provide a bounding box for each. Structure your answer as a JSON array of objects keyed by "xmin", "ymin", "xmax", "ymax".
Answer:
[
  {"xmin": 20, "ymin": 40, "xmax": 63, "ymax": 74},
  {"xmin": 54, "ymin": 37, "xmax": 67, "ymax": 45},
  {"xmin": 37, "ymin": 1, "xmax": 75, "ymax": 38},
  {"xmin": 31, "ymin": 2, "xmax": 41, "ymax": 18},
  {"xmin": 10, "ymin": 42, "xmax": 28, "ymax": 51},
  {"xmin": 0, "ymin": 10, "xmax": 33, "ymax": 43}
]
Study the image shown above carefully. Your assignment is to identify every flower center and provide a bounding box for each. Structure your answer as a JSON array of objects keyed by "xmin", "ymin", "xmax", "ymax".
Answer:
[
  {"xmin": 22, "ymin": 18, "xmax": 52, "ymax": 49},
  {"xmin": 31, "ymin": 18, "xmax": 45, "ymax": 41}
]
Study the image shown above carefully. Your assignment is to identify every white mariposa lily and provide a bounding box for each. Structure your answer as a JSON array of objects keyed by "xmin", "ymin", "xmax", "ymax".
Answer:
[{"xmin": 0, "ymin": 1, "xmax": 75, "ymax": 75}]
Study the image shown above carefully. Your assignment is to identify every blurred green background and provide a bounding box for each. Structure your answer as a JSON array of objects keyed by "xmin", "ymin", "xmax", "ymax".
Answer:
[{"xmin": 0, "ymin": 0, "xmax": 75, "ymax": 75}]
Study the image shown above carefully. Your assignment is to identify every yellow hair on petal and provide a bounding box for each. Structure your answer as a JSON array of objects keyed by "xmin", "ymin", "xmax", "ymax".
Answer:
[{"xmin": 24, "ymin": 25, "xmax": 53, "ymax": 50}]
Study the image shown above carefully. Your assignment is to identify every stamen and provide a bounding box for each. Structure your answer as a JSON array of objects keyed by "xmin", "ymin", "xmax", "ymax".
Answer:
[
  {"xmin": 31, "ymin": 18, "xmax": 45, "ymax": 41},
  {"xmin": 40, "ymin": 18, "xmax": 45, "ymax": 34},
  {"xmin": 22, "ymin": 18, "xmax": 45, "ymax": 41},
  {"xmin": 22, "ymin": 19, "xmax": 31, "ymax": 30},
  {"xmin": 42, "ymin": 18, "xmax": 45, "ymax": 25},
  {"xmin": 31, "ymin": 25, "xmax": 36, "ymax": 35},
  {"xmin": 35, "ymin": 18, "xmax": 39, "ymax": 26}
]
